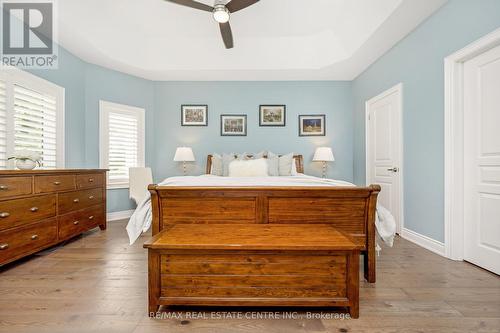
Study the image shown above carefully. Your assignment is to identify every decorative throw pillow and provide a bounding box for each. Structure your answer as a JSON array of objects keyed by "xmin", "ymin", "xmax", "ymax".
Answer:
[
  {"xmin": 278, "ymin": 153, "xmax": 294, "ymax": 176},
  {"xmin": 210, "ymin": 153, "xmax": 223, "ymax": 176},
  {"xmin": 228, "ymin": 158, "xmax": 269, "ymax": 177},
  {"xmin": 266, "ymin": 151, "xmax": 280, "ymax": 176},
  {"xmin": 237, "ymin": 151, "xmax": 266, "ymax": 160}
]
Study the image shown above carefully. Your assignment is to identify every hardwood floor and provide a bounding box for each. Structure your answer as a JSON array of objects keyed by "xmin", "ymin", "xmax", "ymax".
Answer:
[{"xmin": 0, "ymin": 220, "xmax": 499, "ymax": 333}]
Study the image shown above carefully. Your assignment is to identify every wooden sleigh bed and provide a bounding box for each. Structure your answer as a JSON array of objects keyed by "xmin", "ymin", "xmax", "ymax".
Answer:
[{"xmin": 148, "ymin": 155, "xmax": 380, "ymax": 283}]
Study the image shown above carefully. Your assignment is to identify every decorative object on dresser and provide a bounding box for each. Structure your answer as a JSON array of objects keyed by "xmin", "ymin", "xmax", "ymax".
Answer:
[
  {"xmin": 173, "ymin": 147, "xmax": 196, "ymax": 176},
  {"xmin": 221, "ymin": 114, "xmax": 247, "ymax": 136},
  {"xmin": 259, "ymin": 105, "xmax": 286, "ymax": 126},
  {"xmin": 181, "ymin": 105, "xmax": 208, "ymax": 126},
  {"xmin": 299, "ymin": 115, "xmax": 326, "ymax": 136},
  {"xmin": 0, "ymin": 169, "xmax": 107, "ymax": 266},
  {"xmin": 8, "ymin": 150, "xmax": 42, "ymax": 170},
  {"xmin": 313, "ymin": 147, "xmax": 335, "ymax": 178},
  {"xmin": 144, "ymin": 223, "xmax": 361, "ymax": 318}
]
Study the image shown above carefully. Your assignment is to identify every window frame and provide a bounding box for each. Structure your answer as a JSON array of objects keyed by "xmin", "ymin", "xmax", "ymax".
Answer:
[
  {"xmin": 0, "ymin": 67, "xmax": 65, "ymax": 169},
  {"xmin": 99, "ymin": 100, "xmax": 145, "ymax": 189}
]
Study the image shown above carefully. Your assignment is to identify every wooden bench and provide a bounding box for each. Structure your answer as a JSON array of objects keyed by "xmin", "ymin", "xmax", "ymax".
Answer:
[{"xmin": 144, "ymin": 223, "xmax": 362, "ymax": 318}]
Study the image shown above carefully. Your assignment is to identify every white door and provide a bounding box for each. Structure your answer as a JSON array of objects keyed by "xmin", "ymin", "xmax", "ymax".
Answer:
[
  {"xmin": 463, "ymin": 45, "xmax": 500, "ymax": 274},
  {"xmin": 366, "ymin": 84, "xmax": 403, "ymax": 234}
]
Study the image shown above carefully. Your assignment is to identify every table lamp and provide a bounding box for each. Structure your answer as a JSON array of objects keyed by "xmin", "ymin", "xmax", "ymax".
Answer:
[
  {"xmin": 313, "ymin": 147, "xmax": 335, "ymax": 178},
  {"xmin": 174, "ymin": 147, "xmax": 195, "ymax": 176}
]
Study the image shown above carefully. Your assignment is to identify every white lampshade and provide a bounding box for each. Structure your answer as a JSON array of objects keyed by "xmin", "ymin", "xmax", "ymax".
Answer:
[
  {"xmin": 313, "ymin": 147, "xmax": 335, "ymax": 162},
  {"xmin": 173, "ymin": 147, "xmax": 195, "ymax": 162}
]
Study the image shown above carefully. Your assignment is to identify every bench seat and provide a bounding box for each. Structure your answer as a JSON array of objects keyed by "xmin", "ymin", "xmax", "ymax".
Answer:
[{"xmin": 144, "ymin": 223, "xmax": 361, "ymax": 318}]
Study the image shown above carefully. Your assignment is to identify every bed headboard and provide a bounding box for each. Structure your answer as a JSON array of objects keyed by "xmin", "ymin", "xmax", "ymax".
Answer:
[{"xmin": 206, "ymin": 154, "xmax": 304, "ymax": 174}]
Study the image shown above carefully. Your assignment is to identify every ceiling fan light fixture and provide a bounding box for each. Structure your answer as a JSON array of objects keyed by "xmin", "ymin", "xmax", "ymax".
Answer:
[{"xmin": 213, "ymin": 4, "xmax": 230, "ymax": 23}]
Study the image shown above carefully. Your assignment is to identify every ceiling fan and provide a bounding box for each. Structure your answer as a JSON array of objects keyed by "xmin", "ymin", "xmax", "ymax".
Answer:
[{"xmin": 164, "ymin": 0, "xmax": 259, "ymax": 49}]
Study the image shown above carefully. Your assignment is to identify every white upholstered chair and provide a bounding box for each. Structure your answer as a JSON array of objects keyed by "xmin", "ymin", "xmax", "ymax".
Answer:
[{"xmin": 129, "ymin": 167, "xmax": 153, "ymax": 205}]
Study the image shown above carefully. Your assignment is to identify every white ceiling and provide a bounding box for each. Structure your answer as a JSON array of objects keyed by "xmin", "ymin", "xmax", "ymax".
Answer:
[{"xmin": 57, "ymin": 0, "xmax": 447, "ymax": 81}]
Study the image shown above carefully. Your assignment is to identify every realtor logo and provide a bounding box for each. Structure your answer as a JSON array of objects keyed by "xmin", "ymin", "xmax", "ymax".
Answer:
[{"xmin": 1, "ymin": 0, "xmax": 58, "ymax": 69}]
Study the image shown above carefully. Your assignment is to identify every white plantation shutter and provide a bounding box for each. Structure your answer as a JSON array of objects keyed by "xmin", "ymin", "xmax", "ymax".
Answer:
[
  {"xmin": 13, "ymin": 84, "xmax": 58, "ymax": 168},
  {"xmin": 0, "ymin": 69, "xmax": 64, "ymax": 169},
  {"xmin": 100, "ymin": 101, "xmax": 145, "ymax": 188},
  {"xmin": 0, "ymin": 80, "xmax": 7, "ymax": 168}
]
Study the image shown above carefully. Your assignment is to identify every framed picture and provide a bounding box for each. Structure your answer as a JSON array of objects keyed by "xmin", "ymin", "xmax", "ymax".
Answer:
[
  {"xmin": 221, "ymin": 114, "xmax": 247, "ymax": 136},
  {"xmin": 299, "ymin": 115, "xmax": 326, "ymax": 136},
  {"xmin": 181, "ymin": 105, "xmax": 208, "ymax": 126},
  {"xmin": 259, "ymin": 105, "xmax": 286, "ymax": 126}
]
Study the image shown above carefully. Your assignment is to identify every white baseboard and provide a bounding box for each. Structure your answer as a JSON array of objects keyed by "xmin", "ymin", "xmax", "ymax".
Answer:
[
  {"xmin": 107, "ymin": 209, "xmax": 134, "ymax": 222},
  {"xmin": 400, "ymin": 227, "xmax": 446, "ymax": 257}
]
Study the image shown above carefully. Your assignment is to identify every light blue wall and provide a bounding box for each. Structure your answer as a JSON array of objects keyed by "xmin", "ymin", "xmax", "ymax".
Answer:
[
  {"xmin": 352, "ymin": 0, "xmax": 500, "ymax": 242},
  {"xmin": 28, "ymin": 48, "xmax": 87, "ymax": 168},
  {"xmin": 84, "ymin": 65, "xmax": 156, "ymax": 213},
  {"xmin": 28, "ymin": 47, "xmax": 156, "ymax": 213},
  {"xmin": 26, "ymin": 50, "xmax": 354, "ymax": 213},
  {"xmin": 153, "ymin": 81, "xmax": 353, "ymax": 182}
]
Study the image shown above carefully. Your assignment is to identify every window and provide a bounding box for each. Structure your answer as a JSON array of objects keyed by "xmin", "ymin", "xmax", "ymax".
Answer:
[
  {"xmin": 99, "ymin": 101, "xmax": 145, "ymax": 189},
  {"xmin": 0, "ymin": 68, "xmax": 65, "ymax": 169}
]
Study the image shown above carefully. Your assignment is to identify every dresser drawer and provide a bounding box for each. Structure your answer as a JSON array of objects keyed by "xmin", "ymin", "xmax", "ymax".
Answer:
[
  {"xmin": 58, "ymin": 188, "xmax": 103, "ymax": 214},
  {"xmin": 0, "ymin": 218, "xmax": 57, "ymax": 264},
  {"xmin": 76, "ymin": 173, "xmax": 104, "ymax": 189},
  {"xmin": 0, "ymin": 195, "xmax": 57, "ymax": 231},
  {"xmin": 0, "ymin": 176, "xmax": 32, "ymax": 198},
  {"xmin": 34, "ymin": 175, "xmax": 75, "ymax": 193},
  {"xmin": 58, "ymin": 205, "xmax": 104, "ymax": 240}
]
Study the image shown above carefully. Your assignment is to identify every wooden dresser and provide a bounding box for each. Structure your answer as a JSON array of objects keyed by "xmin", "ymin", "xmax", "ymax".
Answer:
[{"xmin": 0, "ymin": 169, "xmax": 107, "ymax": 266}]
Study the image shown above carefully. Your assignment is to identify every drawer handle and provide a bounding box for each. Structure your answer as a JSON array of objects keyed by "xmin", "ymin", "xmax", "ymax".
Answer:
[
  {"xmin": 73, "ymin": 198, "xmax": 80, "ymax": 203},
  {"xmin": 30, "ymin": 207, "xmax": 39, "ymax": 212},
  {"xmin": 88, "ymin": 178, "xmax": 94, "ymax": 183},
  {"xmin": 0, "ymin": 212, "xmax": 10, "ymax": 218},
  {"xmin": 88, "ymin": 215, "xmax": 94, "ymax": 220},
  {"xmin": 0, "ymin": 243, "xmax": 8, "ymax": 250},
  {"xmin": 31, "ymin": 234, "xmax": 38, "ymax": 240},
  {"xmin": 0, "ymin": 185, "xmax": 8, "ymax": 190},
  {"xmin": 73, "ymin": 221, "xmax": 79, "ymax": 225},
  {"xmin": 53, "ymin": 181, "xmax": 61, "ymax": 185},
  {"xmin": 88, "ymin": 195, "xmax": 95, "ymax": 200}
]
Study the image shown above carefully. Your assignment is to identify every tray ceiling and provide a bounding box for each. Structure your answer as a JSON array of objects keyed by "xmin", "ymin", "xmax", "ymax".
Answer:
[{"xmin": 57, "ymin": 0, "xmax": 447, "ymax": 80}]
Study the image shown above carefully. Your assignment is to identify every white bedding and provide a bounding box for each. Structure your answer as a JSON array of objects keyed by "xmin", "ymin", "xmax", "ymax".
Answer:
[{"xmin": 126, "ymin": 174, "xmax": 396, "ymax": 248}]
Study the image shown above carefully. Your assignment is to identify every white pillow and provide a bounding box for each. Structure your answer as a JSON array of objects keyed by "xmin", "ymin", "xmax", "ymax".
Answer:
[
  {"xmin": 222, "ymin": 153, "xmax": 237, "ymax": 176},
  {"xmin": 210, "ymin": 153, "xmax": 223, "ymax": 176},
  {"xmin": 278, "ymin": 153, "xmax": 294, "ymax": 176},
  {"xmin": 266, "ymin": 151, "xmax": 280, "ymax": 176},
  {"xmin": 291, "ymin": 158, "xmax": 298, "ymax": 175},
  {"xmin": 228, "ymin": 158, "xmax": 269, "ymax": 177}
]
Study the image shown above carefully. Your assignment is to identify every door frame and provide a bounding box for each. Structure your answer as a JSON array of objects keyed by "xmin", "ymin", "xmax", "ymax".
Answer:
[
  {"xmin": 365, "ymin": 83, "xmax": 404, "ymax": 234},
  {"xmin": 444, "ymin": 28, "xmax": 500, "ymax": 260}
]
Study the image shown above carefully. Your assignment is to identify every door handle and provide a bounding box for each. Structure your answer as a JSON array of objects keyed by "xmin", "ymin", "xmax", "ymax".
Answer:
[{"xmin": 387, "ymin": 167, "xmax": 399, "ymax": 172}]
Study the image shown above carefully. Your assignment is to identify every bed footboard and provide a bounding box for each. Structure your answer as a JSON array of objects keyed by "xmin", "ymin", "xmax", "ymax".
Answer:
[{"xmin": 148, "ymin": 185, "xmax": 380, "ymax": 282}]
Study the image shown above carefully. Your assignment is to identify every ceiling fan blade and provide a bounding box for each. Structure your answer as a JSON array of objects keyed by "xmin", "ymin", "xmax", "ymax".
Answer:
[
  {"xmin": 225, "ymin": 0, "xmax": 259, "ymax": 13},
  {"xmin": 164, "ymin": 0, "xmax": 213, "ymax": 12},
  {"xmin": 219, "ymin": 22, "xmax": 234, "ymax": 49}
]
